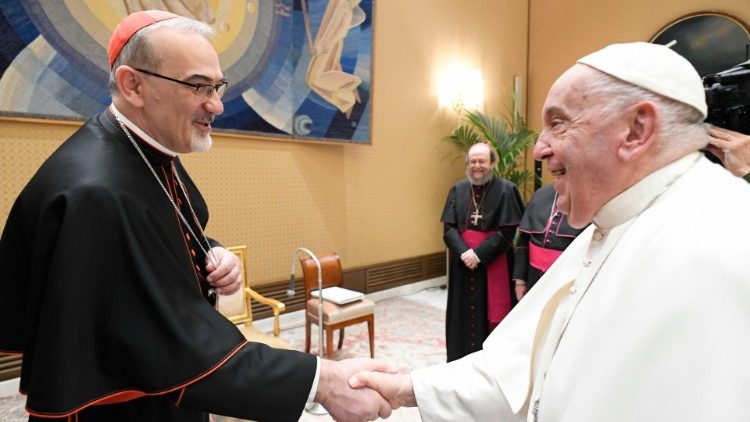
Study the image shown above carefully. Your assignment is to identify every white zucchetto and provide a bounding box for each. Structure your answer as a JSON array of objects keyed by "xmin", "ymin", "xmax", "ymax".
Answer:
[{"xmin": 577, "ymin": 42, "xmax": 707, "ymax": 118}]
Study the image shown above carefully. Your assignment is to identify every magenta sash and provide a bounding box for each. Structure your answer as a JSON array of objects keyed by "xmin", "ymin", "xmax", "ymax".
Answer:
[
  {"xmin": 461, "ymin": 229, "xmax": 511, "ymax": 329},
  {"xmin": 529, "ymin": 242, "xmax": 563, "ymax": 272}
]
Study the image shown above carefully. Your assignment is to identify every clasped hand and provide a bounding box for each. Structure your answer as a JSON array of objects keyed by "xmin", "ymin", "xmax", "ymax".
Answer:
[
  {"xmin": 461, "ymin": 248, "xmax": 480, "ymax": 270},
  {"xmin": 316, "ymin": 358, "xmax": 415, "ymax": 421}
]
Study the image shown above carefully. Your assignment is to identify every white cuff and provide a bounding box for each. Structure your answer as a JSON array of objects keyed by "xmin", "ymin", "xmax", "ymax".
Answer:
[{"xmin": 306, "ymin": 356, "xmax": 321, "ymax": 403}]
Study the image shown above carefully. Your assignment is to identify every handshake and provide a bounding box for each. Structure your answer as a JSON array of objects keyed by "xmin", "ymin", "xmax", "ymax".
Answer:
[{"xmin": 314, "ymin": 357, "xmax": 417, "ymax": 421}]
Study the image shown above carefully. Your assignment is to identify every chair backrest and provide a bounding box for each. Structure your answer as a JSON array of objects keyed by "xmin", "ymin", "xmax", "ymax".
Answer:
[
  {"xmin": 217, "ymin": 245, "xmax": 253, "ymax": 325},
  {"xmin": 300, "ymin": 253, "xmax": 343, "ymax": 301}
]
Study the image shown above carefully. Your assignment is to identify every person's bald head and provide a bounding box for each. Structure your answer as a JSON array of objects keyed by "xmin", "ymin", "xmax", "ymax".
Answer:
[{"xmin": 465, "ymin": 143, "xmax": 497, "ymax": 185}]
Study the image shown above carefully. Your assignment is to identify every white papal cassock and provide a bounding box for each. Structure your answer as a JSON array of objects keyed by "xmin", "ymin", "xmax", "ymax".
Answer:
[{"xmin": 412, "ymin": 152, "xmax": 750, "ymax": 422}]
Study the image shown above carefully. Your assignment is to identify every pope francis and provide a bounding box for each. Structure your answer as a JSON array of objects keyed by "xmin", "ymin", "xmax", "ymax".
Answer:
[{"xmin": 350, "ymin": 42, "xmax": 750, "ymax": 422}]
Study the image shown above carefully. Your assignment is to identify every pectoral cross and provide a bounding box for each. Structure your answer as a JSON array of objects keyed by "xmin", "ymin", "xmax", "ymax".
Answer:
[{"xmin": 471, "ymin": 210, "xmax": 483, "ymax": 225}]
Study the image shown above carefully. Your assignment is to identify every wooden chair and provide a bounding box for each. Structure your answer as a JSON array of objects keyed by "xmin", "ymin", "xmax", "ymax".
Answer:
[
  {"xmin": 217, "ymin": 245, "xmax": 290, "ymax": 350},
  {"xmin": 300, "ymin": 253, "xmax": 375, "ymax": 358}
]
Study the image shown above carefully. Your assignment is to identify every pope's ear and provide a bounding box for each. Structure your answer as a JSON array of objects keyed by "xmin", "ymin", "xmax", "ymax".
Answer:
[
  {"xmin": 113, "ymin": 66, "xmax": 145, "ymax": 108},
  {"xmin": 617, "ymin": 101, "xmax": 658, "ymax": 162}
]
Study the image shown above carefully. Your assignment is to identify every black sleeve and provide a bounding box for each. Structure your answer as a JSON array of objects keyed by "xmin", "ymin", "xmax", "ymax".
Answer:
[
  {"xmin": 180, "ymin": 343, "xmax": 317, "ymax": 422},
  {"xmin": 444, "ymin": 222, "xmax": 470, "ymax": 255},
  {"xmin": 473, "ymin": 225, "xmax": 516, "ymax": 263},
  {"xmin": 513, "ymin": 231, "xmax": 530, "ymax": 281},
  {"xmin": 474, "ymin": 182, "xmax": 523, "ymax": 263},
  {"xmin": 442, "ymin": 185, "xmax": 470, "ymax": 255}
]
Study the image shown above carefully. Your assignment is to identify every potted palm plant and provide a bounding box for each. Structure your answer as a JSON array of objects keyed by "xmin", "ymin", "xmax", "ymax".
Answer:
[{"xmin": 444, "ymin": 99, "xmax": 538, "ymax": 196}]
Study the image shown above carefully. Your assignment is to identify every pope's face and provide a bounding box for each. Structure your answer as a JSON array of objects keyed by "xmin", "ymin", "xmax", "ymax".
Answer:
[
  {"xmin": 533, "ymin": 65, "xmax": 622, "ymax": 228},
  {"xmin": 138, "ymin": 27, "xmax": 225, "ymax": 153}
]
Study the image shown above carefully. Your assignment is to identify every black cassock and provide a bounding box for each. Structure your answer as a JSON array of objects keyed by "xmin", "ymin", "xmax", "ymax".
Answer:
[
  {"xmin": 440, "ymin": 177, "xmax": 523, "ymax": 362},
  {"xmin": 0, "ymin": 111, "xmax": 315, "ymax": 421},
  {"xmin": 513, "ymin": 184, "xmax": 585, "ymax": 291}
]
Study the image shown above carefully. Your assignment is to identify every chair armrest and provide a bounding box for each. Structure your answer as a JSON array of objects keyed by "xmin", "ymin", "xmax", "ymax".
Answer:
[
  {"xmin": 245, "ymin": 288, "xmax": 286, "ymax": 337},
  {"xmin": 246, "ymin": 288, "xmax": 286, "ymax": 312}
]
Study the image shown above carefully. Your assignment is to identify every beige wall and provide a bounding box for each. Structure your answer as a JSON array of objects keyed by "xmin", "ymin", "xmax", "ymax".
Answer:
[
  {"xmin": 7, "ymin": 1, "xmax": 743, "ymax": 285},
  {"xmin": 0, "ymin": 1, "xmax": 529, "ymax": 286},
  {"xmin": 527, "ymin": 0, "xmax": 750, "ymax": 182},
  {"xmin": 338, "ymin": 0, "xmax": 529, "ymax": 267}
]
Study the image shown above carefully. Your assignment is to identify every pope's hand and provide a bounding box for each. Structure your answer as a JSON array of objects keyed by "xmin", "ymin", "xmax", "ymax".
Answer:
[
  {"xmin": 315, "ymin": 358, "xmax": 397, "ymax": 421},
  {"xmin": 349, "ymin": 369, "xmax": 417, "ymax": 410}
]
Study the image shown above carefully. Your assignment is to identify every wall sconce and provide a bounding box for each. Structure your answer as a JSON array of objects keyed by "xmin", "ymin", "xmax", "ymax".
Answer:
[{"xmin": 437, "ymin": 68, "xmax": 484, "ymax": 113}]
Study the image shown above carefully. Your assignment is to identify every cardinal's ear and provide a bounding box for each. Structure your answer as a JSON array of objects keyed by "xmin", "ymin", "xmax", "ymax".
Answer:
[{"xmin": 113, "ymin": 66, "xmax": 146, "ymax": 108}]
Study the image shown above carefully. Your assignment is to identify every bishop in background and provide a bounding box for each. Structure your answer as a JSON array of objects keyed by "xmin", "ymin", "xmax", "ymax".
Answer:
[{"xmin": 440, "ymin": 142, "xmax": 524, "ymax": 362}]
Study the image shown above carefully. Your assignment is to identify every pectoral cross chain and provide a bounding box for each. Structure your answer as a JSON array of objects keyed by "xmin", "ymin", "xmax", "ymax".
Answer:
[
  {"xmin": 532, "ymin": 397, "xmax": 540, "ymax": 422},
  {"xmin": 471, "ymin": 210, "xmax": 483, "ymax": 225}
]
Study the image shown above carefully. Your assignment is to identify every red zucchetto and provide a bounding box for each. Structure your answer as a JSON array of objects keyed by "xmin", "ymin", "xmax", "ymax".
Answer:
[{"xmin": 108, "ymin": 10, "xmax": 179, "ymax": 68}]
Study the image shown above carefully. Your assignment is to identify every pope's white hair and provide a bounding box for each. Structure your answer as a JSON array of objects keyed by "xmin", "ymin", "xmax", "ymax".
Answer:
[{"xmin": 583, "ymin": 67, "xmax": 708, "ymax": 155}]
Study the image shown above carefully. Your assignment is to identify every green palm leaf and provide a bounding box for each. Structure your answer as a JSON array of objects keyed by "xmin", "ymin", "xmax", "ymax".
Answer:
[{"xmin": 442, "ymin": 96, "xmax": 539, "ymax": 196}]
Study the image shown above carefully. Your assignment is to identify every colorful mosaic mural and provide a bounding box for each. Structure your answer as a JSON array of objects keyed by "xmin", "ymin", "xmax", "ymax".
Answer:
[{"xmin": 0, "ymin": 0, "xmax": 373, "ymax": 143}]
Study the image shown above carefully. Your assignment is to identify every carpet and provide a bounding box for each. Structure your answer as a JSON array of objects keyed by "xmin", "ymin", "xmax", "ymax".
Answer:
[
  {"xmin": 292, "ymin": 295, "xmax": 446, "ymax": 422},
  {"xmin": 0, "ymin": 395, "xmax": 25, "ymax": 422},
  {"xmin": 288, "ymin": 296, "xmax": 446, "ymax": 367}
]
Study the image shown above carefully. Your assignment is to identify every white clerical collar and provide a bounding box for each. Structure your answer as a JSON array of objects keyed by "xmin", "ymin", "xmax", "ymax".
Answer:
[
  {"xmin": 109, "ymin": 104, "xmax": 178, "ymax": 157},
  {"xmin": 593, "ymin": 152, "xmax": 701, "ymax": 229}
]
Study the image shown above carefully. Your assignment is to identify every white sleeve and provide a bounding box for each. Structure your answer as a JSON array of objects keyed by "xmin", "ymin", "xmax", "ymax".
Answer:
[
  {"xmin": 306, "ymin": 356, "xmax": 321, "ymax": 403},
  {"xmin": 411, "ymin": 350, "xmax": 525, "ymax": 422}
]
